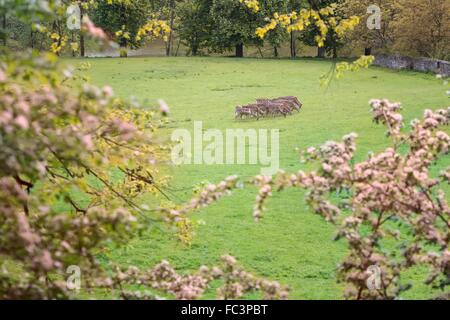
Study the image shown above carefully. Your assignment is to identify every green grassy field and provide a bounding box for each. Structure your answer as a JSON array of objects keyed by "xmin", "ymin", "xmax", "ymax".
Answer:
[{"xmin": 76, "ymin": 56, "xmax": 449, "ymax": 299}]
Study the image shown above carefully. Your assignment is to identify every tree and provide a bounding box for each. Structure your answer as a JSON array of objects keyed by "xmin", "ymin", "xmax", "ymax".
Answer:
[
  {"xmin": 177, "ymin": 0, "xmax": 213, "ymax": 56},
  {"xmin": 90, "ymin": 0, "xmax": 170, "ymax": 57},
  {"xmin": 1, "ymin": 0, "xmax": 287, "ymax": 299},
  {"xmin": 299, "ymin": 0, "xmax": 332, "ymax": 57},
  {"xmin": 143, "ymin": 0, "xmax": 183, "ymax": 57},
  {"xmin": 391, "ymin": 0, "xmax": 450, "ymax": 60},
  {"xmin": 78, "ymin": 0, "xmax": 88, "ymax": 57},
  {"xmin": 90, "ymin": 0, "xmax": 149, "ymax": 56},
  {"xmin": 298, "ymin": 0, "xmax": 354, "ymax": 58},
  {"xmin": 0, "ymin": 1, "xmax": 94, "ymax": 56},
  {"xmin": 209, "ymin": 0, "xmax": 263, "ymax": 57},
  {"xmin": 254, "ymin": 0, "xmax": 360, "ymax": 60},
  {"xmin": 286, "ymin": 0, "xmax": 305, "ymax": 58},
  {"xmin": 178, "ymin": 0, "xmax": 290, "ymax": 58},
  {"xmin": 342, "ymin": 0, "xmax": 450, "ymax": 60},
  {"xmin": 1, "ymin": 6, "xmax": 7, "ymax": 46},
  {"xmin": 165, "ymin": 0, "xmax": 176, "ymax": 56},
  {"xmin": 260, "ymin": 0, "xmax": 289, "ymax": 57},
  {"xmin": 340, "ymin": 0, "xmax": 400, "ymax": 56}
]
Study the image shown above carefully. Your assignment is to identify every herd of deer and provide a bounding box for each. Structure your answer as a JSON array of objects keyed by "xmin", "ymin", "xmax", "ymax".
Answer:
[{"xmin": 235, "ymin": 96, "xmax": 302, "ymax": 120}]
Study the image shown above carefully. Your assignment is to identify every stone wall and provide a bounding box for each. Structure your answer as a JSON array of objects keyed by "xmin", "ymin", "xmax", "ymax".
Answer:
[{"xmin": 373, "ymin": 55, "xmax": 450, "ymax": 77}]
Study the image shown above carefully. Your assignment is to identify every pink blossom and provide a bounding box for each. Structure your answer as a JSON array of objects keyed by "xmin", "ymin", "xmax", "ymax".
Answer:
[
  {"xmin": 158, "ymin": 99, "xmax": 170, "ymax": 116},
  {"xmin": 14, "ymin": 115, "xmax": 29, "ymax": 129},
  {"xmin": 0, "ymin": 69, "xmax": 6, "ymax": 82},
  {"xmin": 103, "ymin": 86, "xmax": 114, "ymax": 98},
  {"xmin": 81, "ymin": 134, "xmax": 94, "ymax": 150},
  {"xmin": 38, "ymin": 250, "xmax": 54, "ymax": 271},
  {"xmin": 0, "ymin": 110, "xmax": 13, "ymax": 124},
  {"xmin": 81, "ymin": 17, "xmax": 107, "ymax": 40}
]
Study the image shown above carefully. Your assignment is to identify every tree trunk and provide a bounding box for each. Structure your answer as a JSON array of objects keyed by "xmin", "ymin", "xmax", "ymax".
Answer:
[
  {"xmin": 235, "ymin": 43, "xmax": 244, "ymax": 58},
  {"xmin": 192, "ymin": 44, "xmax": 198, "ymax": 56},
  {"xmin": 273, "ymin": 46, "xmax": 278, "ymax": 58},
  {"xmin": 364, "ymin": 47, "xmax": 372, "ymax": 56},
  {"xmin": 2, "ymin": 14, "xmax": 6, "ymax": 46},
  {"xmin": 120, "ymin": 45, "xmax": 128, "ymax": 58},
  {"xmin": 257, "ymin": 47, "xmax": 264, "ymax": 58},
  {"xmin": 317, "ymin": 46, "xmax": 326, "ymax": 58},
  {"xmin": 166, "ymin": 0, "xmax": 176, "ymax": 56},
  {"xmin": 175, "ymin": 38, "xmax": 181, "ymax": 56},
  {"xmin": 71, "ymin": 31, "xmax": 76, "ymax": 57},
  {"xmin": 119, "ymin": 5, "xmax": 127, "ymax": 58},
  {"xmin": 332, "ymin": 46, "xmax": 338, "ymax": 59},
  {"xmin": 30, "ymin": 30, "xmax": 34, "ymax": 48},
  {"xmin": 79, "ymin": 4, "xmax": 85, "ymax": 57},
  {"xmin": 79, "ymin": 32, "xmax": 85, "ymax": 57},
  {"xmin": 290, "ymin": 31, "xmax": 296, "ymax": 59}
]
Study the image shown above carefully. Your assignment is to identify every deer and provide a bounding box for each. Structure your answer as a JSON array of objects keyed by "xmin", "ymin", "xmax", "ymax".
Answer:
[
  {"xmin": 276, "ymin": 96, "xmax": 302, "ymax": 112},
  {"xmin": 235, "ymin": 106, "xmax": 253, "ymax": 119},
  {"xmin": 235, "ymin": 96, "xmax": 301, "ymax": 120}
]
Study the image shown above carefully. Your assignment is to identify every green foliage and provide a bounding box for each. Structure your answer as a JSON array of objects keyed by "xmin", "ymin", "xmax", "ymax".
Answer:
[
  {"xmin": 177, "ymin": 0, "xmax": 292, "ymax": 57},
  {"xmin": 259, "ymin": 0, "xmax": 289, "ymax": 53},
  {"xmin": 298, "ymin": 0, "xmax": 351, "ymax": 57},
  {"xmin": 90, "ymin": 0, "xmax": 150, "ymax": 49},
  {"xmin": 0, "ymin": 0, "xmax": 53, "ymax": 48},
  {"xmin": 209, "ymin": 0, "xmax": 263, "ymax": 55},
  {"xmin": 177, "ymin": 0, "xmax": 213, "ymax": 55}
]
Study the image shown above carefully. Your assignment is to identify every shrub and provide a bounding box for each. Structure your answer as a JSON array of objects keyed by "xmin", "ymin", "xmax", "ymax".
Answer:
[{"xmin": 177, "ymin": 99, "xmax": 450, "ymax": 299}]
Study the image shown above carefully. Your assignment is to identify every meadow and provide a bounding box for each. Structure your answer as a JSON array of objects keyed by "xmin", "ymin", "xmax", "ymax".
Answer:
[{"xmin": 78, "ymin": 56, "xmax": 449, "ymax": 299}]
